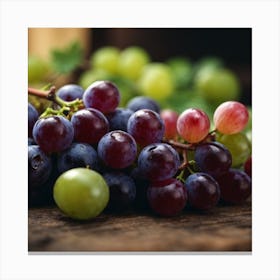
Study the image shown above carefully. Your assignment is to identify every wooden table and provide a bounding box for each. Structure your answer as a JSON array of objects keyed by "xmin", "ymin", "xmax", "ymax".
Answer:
[{"xmin": 28, "ymin": 201, "xmax": 251, "ymax": 252}]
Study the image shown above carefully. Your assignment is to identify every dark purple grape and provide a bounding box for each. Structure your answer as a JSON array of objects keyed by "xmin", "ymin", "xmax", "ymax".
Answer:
[
  {"xmin": 71, "ymin": 108, "xmax": 109, "ymax": 145},
  {"xmin": 127, "ymin": 96, "xmax": 160, "ymax": 113},
  {"xmin": 244, "ymin": 156, "xmax": 252, "ymax": 178},
  {"xmin": 147, "ymin": 178, "xmax": 187, "ymax": 216},
  {"xmin": 103, "ymin": 172, "xmax": 136, "ymax": 211},
  {"xmin": 56, "ymin": 84, "xmax": 84, "ymax": 101},
  {"xmin": 194, "ymin": 141, "xmax": 232, "ymax": 177},
  {"xmin": 83, "ymin": 81, "xmax": 120, "ymax": 113},
  {"xmin": 28, "ymin": 103, "xmax": 39, "ymax": 137},
  {"xmin": 185, "ymin": 173, "xmax": 220, "ymax": 210},
  {"xmin": 33, "ymin": 116, "xmax": 74, "ymax": 153},
  {"xmin": 130, "ymin": 167, "xmax": 150, "ymax": 210},
  {"xmin": 97, "ymin": 130, "xmax": 137, "ymax": 169},
  {"xmin": 127, "ymin": 109, "xmax": 165, "ymax": 146},
  {"xmin": 28, "ymin": 137, "xmax": 36, "ymax": 145},
  {"xmin": 28, "ymin": 145, "xmax": 52, "ymax": 188},
  {"xmin": 138, "ymin": 143, "xmax": 180, "ymax": 181},
  {"xmin": 215, "ymin": 169, "xmax": 251, "ymax": 204},
  {"xmin": 57, "ymin": 143, "xmax": 99, "ymax": 174},
  {"xmin": 106, "ymin": 108, "xmax": 134, "ymax": 132}
]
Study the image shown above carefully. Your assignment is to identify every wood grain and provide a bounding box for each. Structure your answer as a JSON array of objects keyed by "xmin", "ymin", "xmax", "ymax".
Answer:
[{"xmin": 28, "ymin": 201, "xmax": 251, "ymax": 252}]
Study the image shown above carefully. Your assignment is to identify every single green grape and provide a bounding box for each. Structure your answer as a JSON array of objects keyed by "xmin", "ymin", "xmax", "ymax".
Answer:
[
  {"xmin": 138, "ymin": 63, "xmax": 174, "ymax": 101},
  {"xmin": 216, "ymin": 132, "xmax": 251, "ymax": 168},
  {"xmin": 118, "ymin": 46, "xmax": 150, "ymax": 81},
  {"xmin": 90, "ymin": 47, "xmax": 120, "ymax": 75},
  {"xmin": 28, "ymin": 56, "xmax": 51, "ymax": 83},
  {"xmin": 79, "ymin": 69, "xmax": 111, "ymax": 89},
  {"xmin": 53, "ymin": 168, "xmax": 109, "ymax": 220},
  {"xmin": 195, "ymin": 68, "xmax": 240, "ymax": 105}
]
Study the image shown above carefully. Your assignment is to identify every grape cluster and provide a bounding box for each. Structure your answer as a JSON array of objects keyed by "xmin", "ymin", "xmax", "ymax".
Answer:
[{"xmin": 28, "ymin": 81, "xmax": 252, "ymax": 220}]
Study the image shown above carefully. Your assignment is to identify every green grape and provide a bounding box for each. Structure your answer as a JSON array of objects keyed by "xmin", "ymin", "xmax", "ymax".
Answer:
[
  {"xmin": 195, "ymin": 68, "xmax": 240, "ymax": 105},
  {"xmin": 53, "ymin": 168, "xmax": 109, "ymax": 220},
  {"xmin": 216, "ymin": 132, "xmax": 251, "ymax": 167},
  {"xmin": 138, "ymin": 63, "xmax": 174, "ymax": 101},
  {"xmin": 90, "ymin": 47, "xmax": 120, "ymax": 75},
  {"xmin": 166, "ymin": 57, "xmax": 193, "ymax": 89},
  {"xmin": 118, "ymin": 46, "xmax": 150, "ymax": 80},
  {"xmin": 193, "ymin": 56, "xmax": 223, "ymax": 79},
  {"xmin": 28, "ymin": 56, "xmax": 51, "ymax": 83}
]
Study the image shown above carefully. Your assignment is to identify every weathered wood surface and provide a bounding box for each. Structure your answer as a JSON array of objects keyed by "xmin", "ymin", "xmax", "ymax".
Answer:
[{"xmin": 28, "ymin": 201, "xmax": 251, "ymax": 252}]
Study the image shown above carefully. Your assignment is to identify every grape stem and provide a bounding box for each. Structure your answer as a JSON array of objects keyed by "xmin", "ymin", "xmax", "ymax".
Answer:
[{"xmin": 164, "ymin": 139, "xmax": 195, "ymax": 151}]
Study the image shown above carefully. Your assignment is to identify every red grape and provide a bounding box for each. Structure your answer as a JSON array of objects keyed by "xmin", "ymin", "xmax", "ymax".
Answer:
[
  {"xmin": 160, "ymin": 109, "xmax": 179, "ymax": 140},
  {"xmin": 83, "ymin": 81, "xmax": 120, "ymax": 113},
  {"xmin": 177, "ymin": 108, "xmax": 210, "ymax": 143},
  {"xmin": 213, "ymin": 101, "xmax": 249, "ymax": 134}
]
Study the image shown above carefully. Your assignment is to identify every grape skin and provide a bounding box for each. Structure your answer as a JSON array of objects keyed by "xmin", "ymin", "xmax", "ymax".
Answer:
[
  {"xmin": 103, "ymin": 172, "xmax": 136, "ymax": 211},
  {"xmin": 97, "ymin": 130, "xmax": 137, "ymax": 169},
  {"xmin": 33, "ymin": 116, "xmax": 74, "ymax": 153},
  {"xmin": 57, "ymin": 143, "xmax": 99, "ymax": 174},
  {"xmin": 127, "ymin": 96, "xmax": 160, "ymax": 114},
  {"xmin": 138, "ymin": 143, "xmax": 180, "ymax": 181},
  {"xmin": 83, "ymin": 81, "xmax": 120, "ymax": 114},
  {"xmin": 215, "ymin": 169, "xmax": 251, "ymax": 204},
  {"xmin": 127, "ymin": 109, "xmax": 165, "ymax": 146},
  {"xmin": 195, "ymin": 141, "xmax": 232, "ymax": 177},
  {"xmin": 185, "ymin": 173, "xmax": 220, "ymax": 210},
  {"xmin": 56, "ymin": 84, "xmax": 84, "ymax": 101},
  {"xmin": 213, "ymin": 101, "xmax": 249, "ymax": 134},
  {"xmin": 106, "ymin": 108, "xmax": 134, "ymax": 132},
  {"xmin": 28, "ymin": 103, "xmax": 39, "ymax": 137},
  {"xmin": 160, "ymin": 109, "xmax": 179, "ymax": 140},
  {"xmin": 177, "ymin": 108, "xmax": 210, "ymax": 143},
  {"xmin": 147, "ymin": 178, "xmax": 187, "ymax": 217},
  {"xmin": 71, "ymin": 108, "xmax": 109, "ymax": 145}
]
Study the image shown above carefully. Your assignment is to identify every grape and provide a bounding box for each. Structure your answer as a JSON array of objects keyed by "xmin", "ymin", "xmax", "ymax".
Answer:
[
  {"xmin": 28, "ymin": 103, "xmax": 39, "ymax": 137},
  {"xmin": 33, "ymin": 115, "xmax": 74, "ymax": 153},
  {"xmin": 195, "ymin": 142, "xmax": 232, "ymax": 177},
  {"xmin": 195, "ymin": 68, "xmax": 240, "ymax": 105},
  {"xmin": 90, "ymin": 46, "xmax": 120, "ymax": 75},
  {"xmin": 57, "ymin": 143, "xmax": 99, "ymax": 174},
  {"xmin": 213, "ymin": 101, "xmax": 249, "ymax": 134},
  {"xmin": 177, "ymin": 108, "xmax": 210, "ymax": 143},
  {"xmin": 130, "ymin": 167, "xmax": 150, "ymax": 210},
  {"xmin": 160, "ymin": 109, "xmax": 179, "ymax": 140},
  {"xmin": 71, "ymin": 108, "xmax": 109, "ymax": 145},
  {"xmin": 147, "ymin": 178, "xmax": 187, "ymax": 216},
  {"xmin": 216, "ymin": 132, "xmax": 251, "ymax": 167},
  {"xmin": 106, "ymin": 108, "xmax": 134, "ymax": 132},
  {"xmin": 56, "ymin": 84, "xmax": 84, "ymax": 101},
  {"xmin": 138, "ymin": 143, "xmax": 180, "ymax": 181},
  {"xmin": 97, "ymin": 130, "xmax": 137, "ymax": 169},
  {"xmin": 103, "ymin": 172, "xmax": 136, "ymax": 211},
  {"xmin": 138, "ymin": 63, "xmax": 174, "ymax": 101},
  {"xmin": 127, "ymin": 109, "xmax": 165, "ymax": 146},
  {"xmin": 244, "ymin": 156, "xmax": 252, "ymax": 178},
  {"xmin": 127, "ymin": 96, "xmax": 160, "ymax": 114},
  {"xmin": 118, "ymin": 46, "xmax": 150, "ymax": 80},
  {"xmin": 28, "ymin": 145, "xmax": 52, "ymax": 188},
  {"xmin": 83, "ymin": 81, "xmax": 120, "ymax": 114},
  {"xmin": 185, "ymin": 173, "xmax": 220, "ymax": 210},
  {"xmin": 28, "ymin": 138, "xmax": 35, "ymax": 145},
  {"xmin": 215, "ymin": 169, "xmax": 251, "ymax": 204},
  {"xmin": 53, "ymin": 168, "xmax": 109, "ymax": 220}
]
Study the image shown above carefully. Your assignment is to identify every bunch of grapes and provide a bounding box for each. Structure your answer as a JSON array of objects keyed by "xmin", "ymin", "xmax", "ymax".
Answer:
[{"xmin": 28, "ymin": 80, "xmax": 252, "ymax": 220}]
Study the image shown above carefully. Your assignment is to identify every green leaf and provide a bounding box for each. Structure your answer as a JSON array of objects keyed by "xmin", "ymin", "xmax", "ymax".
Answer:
[{"xmin": 51, "ymin": 41, "xmax": 83, "ymax": 74}]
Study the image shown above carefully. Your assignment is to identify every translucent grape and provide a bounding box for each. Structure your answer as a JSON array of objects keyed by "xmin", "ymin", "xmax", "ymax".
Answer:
[
  {"xmin": 160, "ymin": 109, "xmax": 179, "ymax": 140},
  {"xmin": 177, "ymin": 108, "xmax": 210, "ymax": 143},
  {"xmin": 213, "ymin": 101, "xmax": 249, "ymax": 134}
]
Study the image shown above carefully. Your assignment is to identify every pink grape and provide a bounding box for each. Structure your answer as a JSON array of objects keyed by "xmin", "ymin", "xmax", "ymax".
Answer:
[
  {"xmin": 160, "ymin": 109, "xmax": 179, "ymax": 140},
  {"xmin": 176, "ymin": 108, "xmax": 210, "ymax": 143},
  {"xmin": 213, "ymin": 101, "xmax": 249, "ymax": 134}
]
